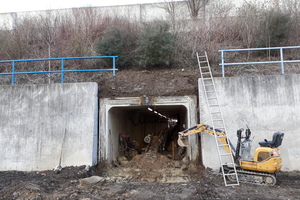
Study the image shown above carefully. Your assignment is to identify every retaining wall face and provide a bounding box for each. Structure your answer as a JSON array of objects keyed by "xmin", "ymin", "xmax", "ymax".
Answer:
[
  {"xmin": 0, "ymin": 83, "xmax": 98, "ymax": 171},
  {"xmin": 199, "ymin": 74, "xmax": 300, "ymax": 171}
]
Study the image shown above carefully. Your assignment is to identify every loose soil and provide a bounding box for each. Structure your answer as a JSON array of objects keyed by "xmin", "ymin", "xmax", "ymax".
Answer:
[
  {"xmin": 1, "ymin": 67, "xmax": 300, "ymax": 199},
  {"xmin": 1, "ymin": 164, "xmax": 300, "ymax": 199},
  {"xmin": 97, "ymin": 68, "xmax": 201, "ymax": 98}
]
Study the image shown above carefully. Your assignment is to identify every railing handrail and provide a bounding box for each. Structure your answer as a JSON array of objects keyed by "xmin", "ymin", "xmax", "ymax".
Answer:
[
  {"xmin": 0, "ymin": 56, "xmax": 118, "ymax": 84},
  {"xmin": 218, "ymin": 46, "xmax": 300, "ymax": 77}
]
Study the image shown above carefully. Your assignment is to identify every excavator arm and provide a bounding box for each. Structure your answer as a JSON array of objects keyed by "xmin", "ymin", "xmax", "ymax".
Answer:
[{"xmin": 178, "ymin": 124, "xmax": 231, "ymax": 154}]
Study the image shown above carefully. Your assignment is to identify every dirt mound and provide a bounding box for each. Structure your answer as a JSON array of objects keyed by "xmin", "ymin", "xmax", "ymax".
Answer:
[
  {"xmin": 106, "ymin": 135, "xmax": 191, "ymax": 183},
  {"xmin": 98, "ymin": 69, "xmax": 200, "ymax": 98}
]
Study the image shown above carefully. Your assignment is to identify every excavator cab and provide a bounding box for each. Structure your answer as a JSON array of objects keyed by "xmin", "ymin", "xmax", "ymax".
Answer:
[{"xmin": 240, "ymin": 131, "xmax": 284, "ymax": 175}]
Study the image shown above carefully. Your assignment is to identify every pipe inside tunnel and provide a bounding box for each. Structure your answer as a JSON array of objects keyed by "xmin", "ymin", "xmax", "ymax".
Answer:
[{"xmin": 99, "ymin": 96, "xmax": 198, "ymax": 164}]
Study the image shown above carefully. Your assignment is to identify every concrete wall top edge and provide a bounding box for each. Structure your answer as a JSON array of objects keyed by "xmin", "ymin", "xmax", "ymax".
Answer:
[
  {"xmin": 100, "ymin": 95, "xmax": 197, "ymax": 106},
  {"xmin": 203, "ymin": 73, "xmax": 299, "ymax": 80},
  {"xmin": 0, "ymin": 82, "xmax": 98, "ymax": 88},
  {"xmin": 101, "ymin": 95, "xmax": 196, "ymax": 101}
]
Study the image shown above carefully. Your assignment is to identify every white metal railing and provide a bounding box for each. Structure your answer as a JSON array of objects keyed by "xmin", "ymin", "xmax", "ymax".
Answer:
[{"xmin": 219, "ymin": 46, "xmax": 300, "ymax": 77}]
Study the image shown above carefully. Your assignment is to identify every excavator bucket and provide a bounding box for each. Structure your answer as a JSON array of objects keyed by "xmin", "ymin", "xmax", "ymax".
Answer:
[{"xmin": 177, "ymin": 136, "xmax": 190, "ymax": 147}]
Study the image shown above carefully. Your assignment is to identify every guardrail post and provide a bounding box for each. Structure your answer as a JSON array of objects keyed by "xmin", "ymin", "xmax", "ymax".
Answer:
[
  {"xmin": 280, "ymin": 48, "xmax": 284, "ymax": 74},
  {"xmin": 113, "ymin": 56, "xmax": 116, "ymax": 76},
  {"xmin": 221, "ymin": 51, "xmax": 225, "ymax": 77},
  {"xmin": 11, "ymin": 61, "xmax": 15, "ymax": 84},
  {"xmin": 61, "ymin": 59, "xmax": 65, "ymax": 83}
]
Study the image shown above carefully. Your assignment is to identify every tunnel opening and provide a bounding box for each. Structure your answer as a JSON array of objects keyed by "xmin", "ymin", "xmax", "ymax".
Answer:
[
  {"xmin": 108, "ymin": 105, "xmax": 188, "ymax": 162},
  {"xmin": 99, "ymin": 96, "xmax": 198, "ymax": 182}
]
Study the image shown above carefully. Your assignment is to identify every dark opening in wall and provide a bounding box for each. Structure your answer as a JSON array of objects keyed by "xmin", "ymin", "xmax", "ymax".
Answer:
[{"xmin": 108, "ymin": 105, "xmax": 188, "ymax": 160}]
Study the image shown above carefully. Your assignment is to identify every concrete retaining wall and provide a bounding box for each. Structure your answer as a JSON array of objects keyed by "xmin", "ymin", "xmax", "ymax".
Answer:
[
  {"xmin": 0, "ymin": 83, "xmax": 98, "ymax": 171},
  {"xmin": 199, "ymin": 74, "xmax": 300, "ymax": 171}
]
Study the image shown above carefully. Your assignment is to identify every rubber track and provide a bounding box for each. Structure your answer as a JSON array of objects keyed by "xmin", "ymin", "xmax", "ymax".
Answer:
[{"xmin": 228, "ymin": 170, "xmax": 276, "ymax": 186}]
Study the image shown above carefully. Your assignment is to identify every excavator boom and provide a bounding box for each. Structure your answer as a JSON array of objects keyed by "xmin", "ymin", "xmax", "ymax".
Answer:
[{"xmin": 178, "ymin": 124, "xmax": 231, "ymax": 154}]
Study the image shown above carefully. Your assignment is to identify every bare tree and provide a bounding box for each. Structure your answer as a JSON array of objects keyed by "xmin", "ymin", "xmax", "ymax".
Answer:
[
  {"xmin": 37, "ymin": 10, "xmax": 60, "ymax": 83},
  {"xmin": 185, "ymin": 0, "xmax": 209, "ymax": 20},
  {"xmin": 184, "ymin": 0, "xmax": 210, "ymax": 56},
  {"xmin": 236, "ymin": 2, "xmax": 261, "ymax": 59},
  {"xmin": 159, "ymin": 0, "xmax": 178, "ymax": 32}
]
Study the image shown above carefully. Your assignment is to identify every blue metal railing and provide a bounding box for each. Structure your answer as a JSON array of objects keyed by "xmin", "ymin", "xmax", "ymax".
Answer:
[
  {"xmin": 0, "ymin": 56, "xmax": 118, "ymax": 84},
  {"xmin": 219, "ymin": 46, "xmax": 300, "ymax": 77}
]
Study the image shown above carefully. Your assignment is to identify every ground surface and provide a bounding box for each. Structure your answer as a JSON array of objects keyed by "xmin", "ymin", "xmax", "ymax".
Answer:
[
  {"xmin": 2, "ymin": 67, "xmax": 300, "ymax": 199},
  {"xmin": 1, "ymin": 164, "xmax": 300, "ymax": 200}
]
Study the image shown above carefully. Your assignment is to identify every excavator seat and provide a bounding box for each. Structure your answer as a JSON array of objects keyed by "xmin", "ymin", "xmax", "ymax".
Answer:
[{"xmin": 259, "ymin": 132, "xmax": 284, "ymax": 148}]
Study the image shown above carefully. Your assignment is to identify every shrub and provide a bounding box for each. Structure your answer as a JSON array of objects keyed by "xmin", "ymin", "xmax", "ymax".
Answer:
[
  {"xmin": 95, "ymin": 26, "xmax": 137, "ymax": 68},
  {"xmin": 256, "ymin": 10, "xmax": 292, "ymax": 48},
  {"xmin": 136, "ymin": 22, "xmax": 175, "ymax": 69}
]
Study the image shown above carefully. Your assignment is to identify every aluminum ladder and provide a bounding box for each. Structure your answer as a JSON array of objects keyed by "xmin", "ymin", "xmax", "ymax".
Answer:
[{"xmin": 197, "ymin": 51, "xmax": 239, "ymax": 186}]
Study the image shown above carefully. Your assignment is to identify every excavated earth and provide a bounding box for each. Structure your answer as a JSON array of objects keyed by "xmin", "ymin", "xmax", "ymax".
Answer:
[{"xmin": 1, "ymin": 68, "xmax": 300, "ymax": 199}]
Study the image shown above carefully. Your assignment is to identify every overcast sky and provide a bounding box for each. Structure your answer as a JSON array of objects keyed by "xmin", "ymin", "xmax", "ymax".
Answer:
[{"xmin": 0, "ymin": 0, "xmax": 176, "ymax": 13}]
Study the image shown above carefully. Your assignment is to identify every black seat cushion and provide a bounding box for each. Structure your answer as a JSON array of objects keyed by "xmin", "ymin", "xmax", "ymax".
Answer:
[{"xmin": 259, "ymin": 132, "xmax": 284, "ymax": 148}]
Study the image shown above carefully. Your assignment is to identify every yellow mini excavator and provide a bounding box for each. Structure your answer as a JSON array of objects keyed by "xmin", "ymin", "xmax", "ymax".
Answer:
[{"xmin": 178, "ymin": 124, "xmax": 284, "ymax": 185}]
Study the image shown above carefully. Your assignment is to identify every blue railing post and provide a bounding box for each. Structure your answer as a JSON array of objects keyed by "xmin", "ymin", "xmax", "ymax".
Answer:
[
  {"xmin": 11, "ymin": 61, "xmax": 15, "ymax": 85},
  {"xmin": 113, "ymin": 57, "xmax": 116, "ymax": 77},
  {"xmin": 221, "ymin": 50, "xmax": 225, "ymax": 78},
  {"xmin": 280, "ymin": 48, "xmax": 284, "ymax": 74},
  {"xmin": 61, "ymin": 59, "xmax": 65, "ymax": 83}
]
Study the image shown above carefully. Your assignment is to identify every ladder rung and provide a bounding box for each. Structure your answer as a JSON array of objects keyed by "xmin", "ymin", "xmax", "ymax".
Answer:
[
  {"xmin": 207, "ymin": 97, "xmax": 217, "ymax": 100},
  {"xmin": 214, "ymin": 127, "xmax": 224, "ymax": 130},
  {"xmin": 214, "ymin": 129, "xmax": 225, "ymax": 132},
  {"xmin": 216, "ymin": 135, "xmax": 227, "ymax": 138},
  {"xmin": 224, "ymin": 172, "xmax": 238, "ymax": 176},
  {"xmin": 226, "ymin": 184, "xmax": 239, "ymax": 187},
  {"xmin": 220, "ymin": 153, "xmax": 232, "ymax": 156},
  {"xmin": 218, "ymin": 144, "xmax": 229, "ymax": 147},
  {"xmin": 206, "ymin": 90, "xmax": 215, "ymax": 93},
  {"xmin": 221, "ymin": 162, "xmax": 235, "ymax": 166}
]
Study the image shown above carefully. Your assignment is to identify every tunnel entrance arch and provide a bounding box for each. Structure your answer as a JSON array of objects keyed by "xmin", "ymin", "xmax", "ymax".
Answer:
[{"xmin": 99, "ymin": 96, "xmax": 198, "ymax": 164}]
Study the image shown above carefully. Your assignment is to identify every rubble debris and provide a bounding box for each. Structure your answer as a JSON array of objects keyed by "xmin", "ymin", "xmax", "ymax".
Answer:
[{"xmin": 79, "ymin": 176, "xmax": 105, "ymax": 186}]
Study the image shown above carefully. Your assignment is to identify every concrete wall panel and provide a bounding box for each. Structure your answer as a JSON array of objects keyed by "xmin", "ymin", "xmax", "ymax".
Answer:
[
  {"xmin": 0, "ymin": 83, "xmax": 98, "ymax": 171},
  {"xmin": 199, "ymin": 74, "xmax": 300, "ymax": 171}
]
